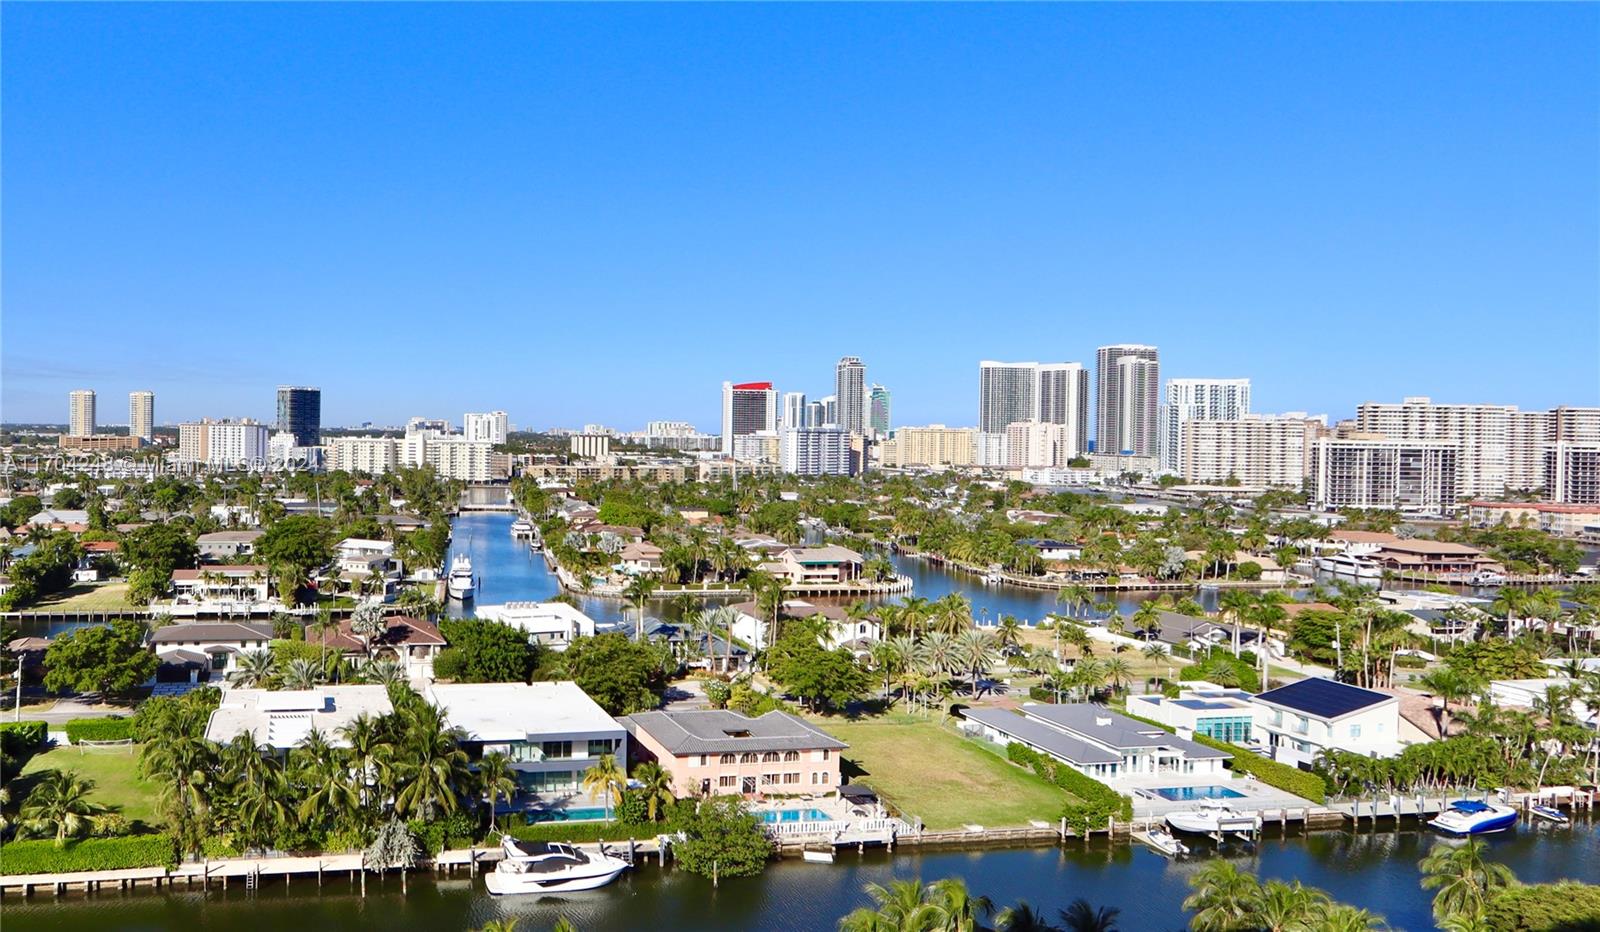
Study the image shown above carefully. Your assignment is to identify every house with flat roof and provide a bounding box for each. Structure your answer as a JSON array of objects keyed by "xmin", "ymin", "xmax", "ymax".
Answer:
[
  {"xmin": 619, "ymin": 709, "xmax": 847, "ymax": 798},
  {"xmin": 728, "ymin": 599, "xmax": 880, "ymax": 652},
  {"xmin": 160, "ymin": 565, "xmax": 280, "ymax": 616},
  {"xmin": 204, "ymin": 685, "xmax": 395, "ymax": 751},
  {"xmin": 1127, "ymin": 686, "xmax": 1258, "ymax": 745},
  {"xmin": 426, "ymin": 682, "xmax": 626, "ymax": 795},
  {"xmin": 962, "ymin": 703, "xmax": 1231, "ymax": 786},
  {"xmin": 1250, "ymin": 677, "xmax": 1415, "ymax": 766},
  {"xmin": 474, "ymin": 601, "xmax": 597, "ymax": 651},
  {"xmin": 197, "ymin": 529, "xmax": 265, "ymax": 561},
  {"xmin": 150, "ymin": 621, "xmax": 273, "ymax": 678}
]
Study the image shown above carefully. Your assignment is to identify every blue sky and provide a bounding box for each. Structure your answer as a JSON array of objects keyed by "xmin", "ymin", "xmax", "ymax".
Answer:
[{"xmin": 4, "ymin": 4, "xmax": 1597, "ymax": 432}]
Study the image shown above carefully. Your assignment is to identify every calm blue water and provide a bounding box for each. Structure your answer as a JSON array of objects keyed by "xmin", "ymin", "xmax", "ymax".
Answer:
[
  {"xmin": 526, "ymin": 806, "xmax": 609, "ymax": 824},
  {"xmin": 757, "ymin": 808, "xmax": 833, "ymax": 823},
  {"xmin": 1153, "ymin": 785, "xmax": 1246, "ymax": 801}
]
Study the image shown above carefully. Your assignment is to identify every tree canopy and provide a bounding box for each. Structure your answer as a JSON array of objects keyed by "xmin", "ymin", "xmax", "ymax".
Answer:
[{"xmin": 43, "ymin": 619, "xmax": 159, "ymax": 698}]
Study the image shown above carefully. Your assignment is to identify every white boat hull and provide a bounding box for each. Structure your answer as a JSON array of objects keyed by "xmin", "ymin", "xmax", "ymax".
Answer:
[
  {"xmin": 485, "ymin": 864, "xmax": 626, "ymax": 895},
  {"xmin": 802, "ymin": 849, "xmax": 835, "ymax": 863},
  {"xmin": 447, "ymin": 580, "xmax": 475, "ymax": 601}
]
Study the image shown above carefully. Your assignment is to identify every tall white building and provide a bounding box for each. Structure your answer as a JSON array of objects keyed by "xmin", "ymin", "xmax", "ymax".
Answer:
[
  {"xmin": 1005, "ymin": 421, "xmax": 1075, "ymax": 469},
  {"xmin": 978, "ymin": 361, "xmax": 1039, "ymax": 435},
  {"xmin": 402, "ymin": 422, "xmax": 492, "ymax": 481},
  {"xmin": 782, "ymin": 392, "xmax": 808, "ymax": 430},
  {"xmin": 1095, "ymin": 344, "xmax": 1160, "ymax": 457},
  {"xmin": 835, "ymin": 356, "xmax": 867, "ymax": 434},
  {"xmin": 569, "ymin": 434, "xmax": 612, "ymax": 459},
  {"xmin": 732, "ymin": 431, "xmax": 780, "ymax": 464},
  {"xmin": 463, "ymin": 411, "xmax": 509, "ymax": 445},
  {"xmin": 780, "ymin": 427, "xmax": 851, "ymax": 476},
  {"xmin": 1546, "ymin": 443, "xmax": 1600, "ymax": 505},
  {"xmin": 645, "ymin": 420, "xmax": 697, "ymax": 437},
  {"xmin": 1311, "ymin": 438, "xmax": 1459, "ymax": 513},
  {"xmin": 978, "ymin": 361, "xmax": 1089, "ymax": 466},
  {"xmin": 1180, "ymin": 415, "xmax": 1316, "ymax": 487},
  {"xmin": 720, "ymin": 381, "xmax": 779, "ymax": 455},
  {"xmin": 129, "ymin": 391, "xmax": 155, "ymax": 442},
  {"xmin": 326, "ymin": 436, "xmax": 400, "ymax": 475},
  {"xmin": 1356, "ymin": 397, "xmax": 1530, "ymax": 498},
  {"xmin": 1161, "ymin": 378, "xmax": 1252, "ymax": 474},
  {"xmin": 1037, "ymin": 364, "xmax": 1090, "ymax": 454},
  {"xmin": 177, "ymin": 419, "xmax": 270, "ymax": 468},
  {"xmin": 68, "ymin": 390, "xmax": 96, "ymax": 437}
]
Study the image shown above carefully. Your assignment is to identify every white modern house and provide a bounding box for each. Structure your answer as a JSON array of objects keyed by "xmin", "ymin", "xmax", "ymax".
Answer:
[
  {"xmin": 730, "ymin": 599, "xmax": 881, "ymax": 652},
  {"xmin": 1250, "ymin": 678, "xmax": 1418, "ymax": 766},
  {"xmin": 1127, "ymin": 684, "xmax": 1258, "ymax": 745},
  {"xmin": 204, "ymin": 685, "xmax": 396, "ymax": 751},
  {"xmin": 474, "ymin": 601, "xmax": 598, "ymax": 651},
  {"xmin": 334, "ymin": 538, "xmax": 399, "ymax": 577},
  {"xmin": 1489, "ymin": 677, "xmax": 1597, "ymax": 726},
  {"xmin": 150, "ymin": 621, "xmax": 274, "ymax": 678},
  {"xmin": 426, "ymin": 682, "xmax": 627, "ymax": 795},
  {"xmin": 962, "ymin": 702, "xmax": 1232, "ymax": 787},
  {"xmin": 159, "ymin": 565, "xmax": 281, "ymax": 616},
  {"xmin": 196, "ymin": 529, "xmax": 265, "ymax": 561}
]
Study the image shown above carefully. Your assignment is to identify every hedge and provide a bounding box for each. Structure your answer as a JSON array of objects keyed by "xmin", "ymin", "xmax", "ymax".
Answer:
[
  {"xmin": 1484, "ymin": 882, "xmax": 1600, "ymax": 932},
  {"xmin": 1192, "ymin": 734, "xmax": 1327, "ymax": 803},
  {"xmin": 64, "ymin": 717, "xmax": 134, "ymax": 743},
  {"xmin": 0, "ymin": 720, "xmax": 48, "ymax": 754},
  {"xmin": 0, "ymin": 835, "xmax": 175, "ymax": 875},
  {"xmin": 504, "ymin": 820, "xmax": 668, "ymax": 844},
  {"xmin": 1005, "ymin": 742, "xmax": 1133, "ymax": 835}
]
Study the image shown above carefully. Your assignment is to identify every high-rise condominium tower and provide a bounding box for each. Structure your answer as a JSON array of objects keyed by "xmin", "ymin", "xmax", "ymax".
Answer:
[
  {"xmin": 868, "ymin": 384, "xmax": 892, "ymax": 436},
  {"xmin": 129, "ymin": 391, "xmax": 155, "ymax": 442},
  {"xmin": 463, "ymin": 411, "xmax": 510, "ymax": 445},
  {"xmin": 977, "ymin": 361, "xmax": 1089, "ymax": 464},
  {"xmin": 276, "ymin": 386, "xmax": 322, "ymax": 447},
  {"xmin": 782, "ymin": 392, "xmax": 808, "ymax": 430},
  {"xmin": 1096, "ymin": 344, "xmax": 1160, "ymax": 457},
  {"xmin": 68, "ymin": 390, "xmax": 96, "ymax": 437},
  {"xmin": 835, "ymin": 356, "xmax": 867, "ymax": 434},
  {"xmin": 1161, "ymin": 378, "xmax": 1251, "ymax": 474},
  {"xmin": 720, "ymin": 381, "xmax": 779, "ymax": 455}
]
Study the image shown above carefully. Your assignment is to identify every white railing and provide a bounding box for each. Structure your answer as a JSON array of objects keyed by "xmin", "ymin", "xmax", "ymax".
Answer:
[{"xmin": 764, "ymin": 819, "xmax": 852, "ymax": 838}]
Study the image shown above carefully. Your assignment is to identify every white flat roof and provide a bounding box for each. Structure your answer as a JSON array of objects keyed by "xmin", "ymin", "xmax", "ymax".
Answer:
[
  {"xmin": 426, "ymin": 681, "xmax": 622, "ymax": 743},
  {"xmin": 205, "ymin": 685, "xmax": 394, "ymax": 749}
]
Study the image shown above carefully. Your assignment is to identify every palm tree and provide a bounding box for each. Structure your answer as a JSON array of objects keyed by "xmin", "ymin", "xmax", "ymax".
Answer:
[
  {"xmin": 227, "ymin": 648, "xmax": 277, "ymax": 688},
  {"xmin": 934, "ymin": 593, "xmax": 973, "ymax": 636},
  {"xmin": 632, "ymin": 761, "xmax": 675, "ymax": 823},
  {"xmin": 1101, "ymin": 656, "xmax": 1132, "ymax": 696},
  {"xmin": 704, "ymin": 604, "xmax": 741, "ymax": 674},
  {"xmin": 392, "ymin": 702, "xmax": 472, "ymax": 822},
  {"xmin": 1056, "ymin": 585, "xmax": 1091, "ymax": 621},
  {"xmin": 956, "ymin": 629, "xmax": 998, "ymax": 698},
  {"xmin": 1058, "ymin": 898, "xmax": 1120, "ymax": 932},
  {"xmin": 1417, "ymin": 668, "xmax": 1481, "ymax": 737},
  {"xmin": 1255, "ymin": 879, "xmax": 1331, "ymax": 932},
  {"xmin": 476, "ymin": 751, "xmax": 518, "ymax": 832},
  {"xmin": 996, "ymin": 900, "xmax": 1062, "ymax": 932},
  {"xmin": 1419, "ymin": 839, "xmax": 1516, "ymax": 923},
  {"xmin": 339, "ymin": 713, "xmax": 388, "ymax": 811},
  {"xmin": 995, "ymin": 615, "xmax": 1024, "ymax": 655},
  {"xmin": 363, "ymin": 658, "xmax": 408, "ymax": 687},
  {"xmin": 311, "ymin": 606, "xmax": 340, "ymax": 676},
  {"xmin": 581, "ymin": 753, "xmax": 626, "ymax": 818},
  {"xmin": 1320, "ymin": 905, "xmax": 1391, "ymax": 931},
  {"xmin": 19, "ymin": 770, "xmax": 107, "ymax": 846},
  {"xmin": 281, "ymin": 657, "xmax": 322, "ymax": 690},
  {"xmin": 351, "ymin": 604, "xmax": 387, "ymax": 662},
  {"xmin": 623, "ymin": 575, "xmax": 659, "ymax": 641},
  {"xmin": 1183, "ymin": 860, "xmax": 1261, "ymax": 932}
]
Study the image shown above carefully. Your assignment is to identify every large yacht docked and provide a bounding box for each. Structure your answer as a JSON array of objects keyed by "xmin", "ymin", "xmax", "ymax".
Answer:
[
  {"xmin": 446, "ymin": 553, "xmax": 476, "ymax": 601},
  {"xmin": 484, "ymin": 838, "xmax": 631, "ymax": 895}
]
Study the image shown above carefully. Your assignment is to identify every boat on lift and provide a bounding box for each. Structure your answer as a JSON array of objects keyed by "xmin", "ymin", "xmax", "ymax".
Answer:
[
  {"xmin": 1166, "ymin": 800, "xmax": 1263, "ymax": 835},
  {"xmin": 1429, "ymin": 799, "xmax": 1519, "ymax": 835},
  {"xmin": 1530, "ymin": 804, "xmax": 1570, "ymax": 826},
  {"xmin": 446, "ymin": 553, "xmax": 476, "ymax": 601},
  {"xmin": 484, "ymin": 838, "xmax": 631, "ymax": 895}
]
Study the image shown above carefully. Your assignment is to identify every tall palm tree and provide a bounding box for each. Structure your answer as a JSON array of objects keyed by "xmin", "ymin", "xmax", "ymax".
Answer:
[
  {"xmin": 1419, "ymin": 839, "xmax": 1516, "ymax": 923},
  {"xmin": 1255, "ymin": 879, "xmax": 1330, "ymax": 932},
  {"xmin": 476, "ymin": 751, "xmax": 518, "ymax": 832},
  {"xmin": 311, "ymin": 606, "xmax": 340, "ymax": 676},
  {"xmin": 632, "ymin": 761, "xmax": 675, "ymax": 823},
  {"xmin": 1320, "ymin": 905, "xmax": 1391, "ymax": 931},
  {"xmin": 581, "ymin": 753, "xmax": 626, "ymax": 818},
  {"xmin": 363, "ymin": 658, "xmax": 408, "ymax": 687},
  {"xmin": 1417, "ymin": 668, "xmax": 1481, "ymax": 737},
  {"xmin": 955, "ymin": 629, "xmax": 998, "ymax": 698},
  {"xmin": 1101, "ymin": 656, "xmax": 1133, "ymax": 696},
  {"xmin": 392, "ymin": 702, "xmax": 472, "ymax": 821},
  {"xmin": 19, "ymin": 770, "xmax": 107, "ymax": 846},
  {"xmin": 339, "ymin": 713, "xmax": 388, "ymax": 812},
  {"xmin": 227, "ymin": 648, "xmax": 277, "ymax": 688},
  {"xmin": 1058, "ymin": 898, "xmax": 1120, "ymax": 932},
  {"xmin": 1056, "ymin": 585, "xmax": 1092, "ymax": 621},
  {"xmin": 623, "ymin": 575, "xmax": 659, "ymax": 641}
]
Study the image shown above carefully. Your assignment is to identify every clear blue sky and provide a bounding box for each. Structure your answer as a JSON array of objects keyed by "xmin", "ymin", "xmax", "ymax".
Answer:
[{"xmin": 4, "ymin": 3, "xmax": 1597, "ymax": 432}]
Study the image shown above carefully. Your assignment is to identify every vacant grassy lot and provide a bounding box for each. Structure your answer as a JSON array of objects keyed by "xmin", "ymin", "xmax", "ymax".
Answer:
[
  {"xmin": 821, "ymin": 716, "xmax": 1075, "ymax": 830},
  {"xmin": 19, "ymin": 745, "xmax": 159, "ymax": 827},
  {"xmin": 33, "ymin": 583, "xmax": 134, "ymax": 612}
]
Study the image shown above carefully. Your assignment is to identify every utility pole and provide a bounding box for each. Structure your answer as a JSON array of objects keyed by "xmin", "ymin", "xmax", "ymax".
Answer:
[{"xmin": 14, "ymin": 654, "xmax": 23, "ymax": 722}]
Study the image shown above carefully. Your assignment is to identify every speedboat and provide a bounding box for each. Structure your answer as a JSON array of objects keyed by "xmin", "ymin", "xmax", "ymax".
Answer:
[
  {"xmin": 1470, "ymin": 570, "xmax": 1507, "ymax": 588},
  {"xmin": 1316, "ymin": 553, "xmax": 1382, "ymax": 580},
  {"xmin": 1166, "ymin": 800, "xmax": 1263, "ymax": 835},
  {"xmin": 484, "ymin": 838, "xmax": 630, "ymax": 895},
  {"xmin": 1429, "ymin": 799, "xmax": 1518, "ymax": 835},
  {"xmin": 1141, "ymin": 827, "xmax": 1190, "ymax": 857},
  {"xmin": 1530, "ymin": 805, "xmax": 1570, "ymax": 826},
  {"xmin": 801, "ymin": 846, "xmax": 836, "ymax": 863},
  {"xmin": 447, "ymin": 553, "xmax": 476, "ymax": 601}
]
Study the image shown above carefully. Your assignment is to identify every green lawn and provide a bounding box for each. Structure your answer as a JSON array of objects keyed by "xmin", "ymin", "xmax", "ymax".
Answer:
[
  {"xmin": 18, "ymin": 745, "xmax": 159, "ymax": 827},
  {"xmin": 820, "ymin": 716, "xmax": 1076, "ymax": 830},
  {"xmin": 33, "ymin": 583, "xmax": 134, "ymax": 612}
]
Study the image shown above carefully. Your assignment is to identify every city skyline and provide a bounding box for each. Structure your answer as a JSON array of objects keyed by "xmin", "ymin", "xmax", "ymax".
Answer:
[{"xmin": 4, "ymin": 4, "xmax": 1596, "ymax": 428}]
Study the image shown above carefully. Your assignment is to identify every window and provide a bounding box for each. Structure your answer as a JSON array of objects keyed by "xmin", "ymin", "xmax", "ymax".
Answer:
[
  {"xmin": 761, "ymin": 773, "xmax": 778, "ymax": 786},
  {"xmin": 588, "ymin": 738, "xmax": 615, "ymax": 757},
  {"xmin": 811, "ymin": 772, "xmax": 820, "ymax": 785},
  {"xmin": 761, "ymin": 752, "xmax": 779, "ymax": 763},
  {"xmin": 542, "ymin": 741, "xmax": 573, "ymax": 760},
  {"xmin": 740, "ymin": 752, "xmax": 758, "ymax": 764},
  {"xmin": 1349, "ymin": 724, "xmax": 1362, "ymax": 739},
  {"xmin": 821, "ymin": 749, "xmax": 830, "ymax": 761},
  {"xmin": 783, "ymin": 772, "xmax": 799, "ymax": 785},
  {"xmin": 783, "ymin": 751, "xmax": 799, "ymax": 762},
  {"xmin": 697, "ymin": 754, "xmax": 708, "ymax": 767},
  {"xmin": 720, "ymin": 753, "xmax": 736, "ymax": 765},
  {"xmin": 719, "ymin": 775, "xmax": 737, "ymax": 788}
]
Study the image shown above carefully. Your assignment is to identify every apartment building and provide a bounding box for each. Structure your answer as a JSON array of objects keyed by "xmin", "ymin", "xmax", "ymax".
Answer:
[
  {"xmin": 326, "ymin": 436, "xmax": 400, "ymax": 475},
  {"xmin": 569, "ymin": 433, "xmax": 612, "ymax": 459},
  {"xmin": 1095, "ymin": 345, "xmax": 1160, "ymax": 457},
  {"xmin": 779, "ymin": 427, "xmax": 850, "ymax": 476},
  {"xmin": 177, "ymin": 419, "xmax": 271, "ymax": 468},
  {"xmin": 1179, "ymin": 415, "xmax": 1317, "ymax": 487},
  {"xmin": 720, "ymin": 381, "xmax": 779, "ymax": 455},
  {"xmin": 1005, "ymin": 421, "xmax": 1075, "ymax": 469},
  {"xmin": 879, "ymin": 425, "xmax": 977, "ymax": 468},
  {"xmin": 977, "ymin": 361, "xmax": 1089, "ymax": 466},
  {"xmin": 733, "ymin": 431, "xmax": 780, "ymax": 465},
  {"xmin": 1160, "ymin": 378, "xmax": 1250, "ymax": 474},
  {"xmin": 68, "ymin": 390, "xmax": 96, "ymax": 437},
  {"xmin": 463, "ymin": 411, "xmax": 509, "ymax": 445},
  {"xmin": 1311, "ymin": 438, "xmax": 1459, "ymax": 513},
  {"xmin": 129, "ymin": 391, "xmax": 155, "ymax": 442},
  {"xmin": 1546, "ymin": 443, "xmax": 1600, "ymax": 505}
]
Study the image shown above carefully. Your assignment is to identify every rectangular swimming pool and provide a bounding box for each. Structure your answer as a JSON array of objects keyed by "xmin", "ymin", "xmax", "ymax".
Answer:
[
  {"xmin": 526, "ymin": 806, "xmax": 610, "ymax": 823},
  {"xmin": 756, "ymin": 808, "xmax": 832, "ymax": 823},
  {"xmin": 1152, "ymin": 785, "xmax": 1245, "ymax": 802}
]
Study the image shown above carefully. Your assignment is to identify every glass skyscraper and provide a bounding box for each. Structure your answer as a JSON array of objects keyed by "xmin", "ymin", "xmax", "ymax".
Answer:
[{"xmin": 276, "ymin": 385, "xmax": 322, "ymax": 447}]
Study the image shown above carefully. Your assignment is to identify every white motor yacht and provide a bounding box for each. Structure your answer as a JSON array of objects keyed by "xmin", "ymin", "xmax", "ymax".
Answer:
[
  {"xmin": 484, "ymin": 838, "xmax": 630, "ymax": 895},
  {"xmin": 1166, "ymin": 800, "xmax": 1263, "ymax": 835},
  {"xmin": 1316, "ymin": 553, "xmax": 1382, "ymax": 580},
  {"xmin": 447, "ymin": 553, "xmax": 476, "ymax": 601}
]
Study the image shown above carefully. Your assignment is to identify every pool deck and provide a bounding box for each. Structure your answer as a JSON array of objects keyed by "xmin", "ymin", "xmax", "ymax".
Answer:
[{"xmin": 1118, "ymin": 775, "xmax": 1313, "ymax": 820}]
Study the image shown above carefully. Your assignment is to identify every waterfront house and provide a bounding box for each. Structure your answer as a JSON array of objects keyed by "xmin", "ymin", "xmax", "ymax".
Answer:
[
  {"xmin": 303, "ymin": 614, "xmax": 446, "ymax": 683},
  {"xmin": 73, "ymin": 540, "xmax": 120, "ymax": 583},
  {"xmin": 1127, "ymin": 685, "xmax": 1258, "ymax": 745},
  {"xmin": 761, "ymin": 545, "xmax": 864, "ymax": 586},
  {"xmin": 197, "ymin": 529, "xmax": 265, "ymax": 561},
  {"xmin": 962, "ymin": 703, "xmax": 1231, "ymax": 786},
  {"xmin": 1250, "ymin": 677, "xmax": 1415, "ymax": 766},
  {"xmin": 619, "ymin": 709, "xmax": 847, "ymax": 798},
  {"xmin": 151, "ymin": 621, "xmax": 274, "ymax": 677},
  {"xmin": 474, "ymin": 601, "xmax": 597, "ymax": 651},
  {"xmin": 1018, "ymin": 538, "xmax": 1084, "ymax": 563},
  {"xmin": 617, "ymin": 541, "xmax": 665, "ymax": 576},
  {"xmin": 425, "ymin": 681, "xmax": 626, "ymax": 795},
  {"xmin": 334, "ymin": 537, "xmax": 399, "ymax": 577},
  {"xmin": 729, "ymin": 599, "xmax": 881, "ymax": 653},
  {"xmin": 161, "ymin": 565, "xmax": 280, "ymax": 616},
  {"xmin": 204, "ymin": 685, "xmax": 395, "ymax": 751}
]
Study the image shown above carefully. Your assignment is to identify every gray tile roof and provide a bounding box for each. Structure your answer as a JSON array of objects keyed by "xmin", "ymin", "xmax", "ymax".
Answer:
[
  {"xmin": 619, "ymin": 710, "xmax": 847, "ymax": 756},
  {"xmin": 962, "ymin": 707, "xmax": 1121, "ymax": 765},
  {"xmin": 150, "ymin": 622, "xmax": 274, "ymax": 643},
  {"xmin": 1020, "ymin": 703, "xmax": 1231, "ymax": 760}
]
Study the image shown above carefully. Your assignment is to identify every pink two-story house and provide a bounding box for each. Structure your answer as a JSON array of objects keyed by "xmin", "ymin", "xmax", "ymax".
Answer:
[{"xmin": 620, "ymin": 709, "xmax": 847, "ymax": 799}]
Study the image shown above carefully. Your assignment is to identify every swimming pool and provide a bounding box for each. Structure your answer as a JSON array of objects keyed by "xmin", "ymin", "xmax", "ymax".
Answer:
[
  {"xmin": 756, "ymin": 808, "xmax": 832, "ymax": 823},
  {"xmin": 526, "ymin": 806, "xmax": 610, "ymax": 823},
  {"xmin": 1152, "ymin": 785, "xmax": 1245, "ymax": 801}
]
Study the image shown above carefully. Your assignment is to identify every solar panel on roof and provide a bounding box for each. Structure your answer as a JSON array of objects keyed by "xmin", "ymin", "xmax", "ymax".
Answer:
[{"xmin": 1255, "ymin": 678, "xmax": 1387, "ymax": 719}]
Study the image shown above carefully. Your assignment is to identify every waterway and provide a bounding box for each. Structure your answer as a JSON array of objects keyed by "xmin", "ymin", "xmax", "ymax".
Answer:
[{"xmin": 6, "ymin": 823, "xmax": 1598, "ymax": 931}]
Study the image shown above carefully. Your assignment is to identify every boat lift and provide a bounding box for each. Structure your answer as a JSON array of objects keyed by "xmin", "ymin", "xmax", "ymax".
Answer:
[{"xmin": 1207, "ymin": 815, "xmax": 1261, "ymax": 846}]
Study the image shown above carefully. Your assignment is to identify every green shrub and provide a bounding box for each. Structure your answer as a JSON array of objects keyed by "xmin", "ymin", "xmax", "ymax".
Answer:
[
  {"xmin": 504, "ymin": 820, "xmax": 656, "ymax": 844},
  {"xmin": 64, "ymin": 717, "xmax": 134, "ymax": 743},
  {"xmin": 1484, "ymin": 882, "xmax": 1600, "ymax": 931},
  {"xmin": 1004, "ymin": 742, "xmax": 1133, "ymax": 834},
  {"xmin": 1027, "ymin": 686, "xmax": 1058, "ymax": 703},
  {"xmin": 1191, "ymin": 734, "xmax": 1326, "ymax": 803},
  {"xmin": 0, "ymin": 835, "xmax": 176, "ymax": 875},
  {"xmin": 0, "ymin": 720, "xmax": 48, "ymax": 755}
]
